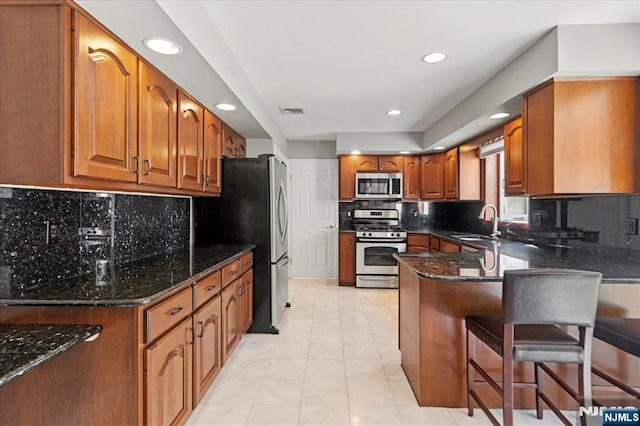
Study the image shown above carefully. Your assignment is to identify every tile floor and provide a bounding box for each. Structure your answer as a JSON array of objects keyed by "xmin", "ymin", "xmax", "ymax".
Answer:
[{"xmin": 187, "ymin": 279, "xmax": 576, "ymax": 426}]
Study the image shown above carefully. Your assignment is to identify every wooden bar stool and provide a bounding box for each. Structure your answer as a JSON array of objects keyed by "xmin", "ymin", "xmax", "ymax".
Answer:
[
  {"xmin": 592, "ymin": 317, "xmax": 640, "ymax": 399},
  {"xmin": 465, "ymin": 268, "xmax": 603, "ymax": 426}
]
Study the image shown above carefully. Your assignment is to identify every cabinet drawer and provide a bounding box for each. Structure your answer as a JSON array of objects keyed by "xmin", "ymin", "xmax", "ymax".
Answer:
[
  {"xmin": 407, "ymin": 234, "xmax": 429, "ymax": 247},
  {"xmin": 222, "ymin": 259, "xmax": 241, "ymax": 288},
  {"xmin": 240, "ymin": 252, "xmax": 253, "ymax": 274},
  {"xmin": 146, "ymin": 287, "xmax": 193, "ymax": 342},
  {"xmin": 194, "ymin": 270, "xmax": 221, "ymax": 308}
]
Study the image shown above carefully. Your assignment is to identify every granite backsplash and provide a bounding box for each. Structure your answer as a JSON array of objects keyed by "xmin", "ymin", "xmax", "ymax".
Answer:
[
  {"xmin": 340, "ymin": 194, "xmax": 640, "ymax": 252},
  {"xmin": 0, "ymin": 187, "xmax": 190, "ymax": 291}
]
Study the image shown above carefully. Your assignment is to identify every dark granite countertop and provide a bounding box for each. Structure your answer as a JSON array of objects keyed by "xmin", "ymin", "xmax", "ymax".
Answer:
[
  {"xmin": 396, "ymin": 229, "xmax": 640, "ymax": 283},
  {"xmin": 0, "ymin": 244, "xmax": 254, "ymax": 306},
  {"xmin": 0, "ymin": 323, "xmax": 102, "ymax": 387}
]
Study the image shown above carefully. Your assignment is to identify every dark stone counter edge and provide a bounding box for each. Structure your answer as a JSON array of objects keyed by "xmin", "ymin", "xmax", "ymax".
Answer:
[
  {"xmin": 0, "ymin": 324, "xmax": 102, "ymax": 387},
  {"xmin": 395, "ymin": 254, "xmax": 640, "ymax": 284},
  {"xmin": 0, "ymin": 246, "xmax": 255, "ymax": 308}
]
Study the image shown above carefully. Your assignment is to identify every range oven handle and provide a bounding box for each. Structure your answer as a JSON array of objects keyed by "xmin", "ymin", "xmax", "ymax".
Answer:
[{"xmin": 356, "ymin": 238, "xmax": 406, "ymax": 243}]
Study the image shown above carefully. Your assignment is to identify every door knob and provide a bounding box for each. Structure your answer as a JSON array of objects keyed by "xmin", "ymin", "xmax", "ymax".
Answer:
[{"xmin": 325, "ymin": 225, "xmax": 335, "ymax": 229}]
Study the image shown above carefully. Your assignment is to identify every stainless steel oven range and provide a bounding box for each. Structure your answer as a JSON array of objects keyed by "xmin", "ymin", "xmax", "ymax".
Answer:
[{"xmin": 353, "ymin": 209, "xmax": 406, "ymax": 288}]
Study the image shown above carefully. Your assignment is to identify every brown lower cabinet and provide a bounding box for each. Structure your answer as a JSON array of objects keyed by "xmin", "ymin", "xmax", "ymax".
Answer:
[
  {"xmin": 338, "ymin": 232, "xmax": 356, "ymax": 285},
  {"xmin": 0, "ymin": 251, "xmax": 253, "ymax": 426}
]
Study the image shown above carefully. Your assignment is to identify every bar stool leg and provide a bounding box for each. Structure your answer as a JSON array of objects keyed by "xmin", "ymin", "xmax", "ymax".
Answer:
[
  {"xmin": 467, "ymin": 328, "xmax": 475, "ymax": 416},
  {"xmin": 503, "ymin": 324, "xmax": 514, "ymax": 426},
  {"xmin": 534, "ymin": 362, "xmax": 543, "ymax": 419},
  {"xmin": 579, "ymin": 327, "xmax": 594, "ymax": 426}
]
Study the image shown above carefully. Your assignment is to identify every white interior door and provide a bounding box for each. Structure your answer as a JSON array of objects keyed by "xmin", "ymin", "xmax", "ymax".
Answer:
[{"xmin": 290, "ymin": 159, "xmax": 338, "ymax": 278}]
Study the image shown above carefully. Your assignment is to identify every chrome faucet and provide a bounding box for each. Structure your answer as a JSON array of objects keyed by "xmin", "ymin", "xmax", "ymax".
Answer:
[{"xmin": 479, "ymin": 204, "xmax": 501, "ymax": 239}]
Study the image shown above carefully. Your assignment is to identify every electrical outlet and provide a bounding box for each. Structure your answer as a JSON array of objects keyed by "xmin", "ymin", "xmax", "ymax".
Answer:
[
  {"xmin": 625, "ymin": 217, "xmax": 638, "ymax": 235},
  {"xmin": 45, "ymin": 220, "xmax": 60, "ymax": 244},
  {"xmin": 532, "ymin": 212, "xmax": 542, "ymax": 227}
]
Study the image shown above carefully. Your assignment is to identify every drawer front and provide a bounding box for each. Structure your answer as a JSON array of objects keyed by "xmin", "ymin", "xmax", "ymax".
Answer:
[
  {"xmin": 194, "ymin": 270, "xmax": 221, "ymax": 308},
  {"xmin": 240, "ymin": 252, "xmax": 253, "ymax": 274},
  {"xmin": 407, "ymin": 234, "xmax": 429, "ymax": 247},
  {"xmin": 146, "ymin": 287, "xmax": 193, "ymax": 342},
  {"xmin": 222, "ymin": 259, "xmax": 241, "ymax": 288}
]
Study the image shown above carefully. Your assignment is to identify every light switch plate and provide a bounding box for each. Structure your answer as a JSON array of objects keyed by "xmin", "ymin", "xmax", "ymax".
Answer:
[{"xmin": 625, "ymin": 217, "xmax": 638, "ymax": 235}]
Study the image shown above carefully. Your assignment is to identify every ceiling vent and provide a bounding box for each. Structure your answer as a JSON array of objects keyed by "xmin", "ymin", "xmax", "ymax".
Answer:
[{"xmin": 279, "ymin": 107, "xmax": 305, "ymax": 115}]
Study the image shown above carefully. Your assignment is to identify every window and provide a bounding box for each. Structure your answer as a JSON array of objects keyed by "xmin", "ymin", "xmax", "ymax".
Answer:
[{"xmin": 498, "ymin": 153, "xmax": 529, "ymax": 224}]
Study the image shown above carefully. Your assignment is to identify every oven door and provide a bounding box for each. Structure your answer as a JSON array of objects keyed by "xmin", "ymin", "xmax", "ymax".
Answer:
[{"xmin": 355, "ymin": 241, "xmax": 406, "ymax": 276}]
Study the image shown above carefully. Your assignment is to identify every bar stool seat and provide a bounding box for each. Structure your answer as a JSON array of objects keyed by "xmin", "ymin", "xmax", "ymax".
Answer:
[
  {"xmin": 466, "ymin": 315, "xmax": 584, "ymax": 363},
  {"xmin": 594, "ymin": 317, "xmax": 640, "ymax": 357}
]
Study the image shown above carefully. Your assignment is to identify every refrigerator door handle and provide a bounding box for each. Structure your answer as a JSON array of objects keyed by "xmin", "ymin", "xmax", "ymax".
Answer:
[
  {"xmin": 276, "ymin": 254, "xmax": 289, "ymax": 268},
  {"xmin": 278, "ymin": 183, "xmax": 288, "ymax": 244}
]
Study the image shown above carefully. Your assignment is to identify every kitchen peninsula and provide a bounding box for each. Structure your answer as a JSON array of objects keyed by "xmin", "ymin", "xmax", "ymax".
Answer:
[
  {"xmin": 394, "ymin": 232, "xmax": 640, "ymax": 408},
  {"xmin": 0, "ymin": 244, "xmax": 254, "ymax": 426}
]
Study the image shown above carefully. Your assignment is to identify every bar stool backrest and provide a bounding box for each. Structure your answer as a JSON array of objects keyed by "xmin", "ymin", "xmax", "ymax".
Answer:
[{"xmin": 502, "ymin": 269, "xmax": 602, "ymax": 327}]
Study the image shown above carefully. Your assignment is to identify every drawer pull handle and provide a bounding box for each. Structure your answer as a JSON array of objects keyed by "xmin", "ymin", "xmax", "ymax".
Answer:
[
  {"xmin": 205, "ymin": 285, "xmax": 216, "ymax": 292},
  {"xmin": 187, "ymin": 327, "xmax": 194, "ymax": 345},
  {"xmin": 167, "ymin": 306, "xmax": 183, "ymax": 316}
]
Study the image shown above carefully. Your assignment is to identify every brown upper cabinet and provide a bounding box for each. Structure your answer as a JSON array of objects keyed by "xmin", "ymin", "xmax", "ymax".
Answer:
[
  {"xmin": 378, "ymin": 156, "xmax": 403, "ymax": 172},
  {"xmin": 420, "ymin": 153, "xmax": 444, "ymax": 200},
  {"xmin": 524, "ymin": 77, "xmax": 639, "ymax": 196},
  {"xmin": 138, "ymin": 62, "xmax": 178, "ymax": 188},
  {"xmin": 443, "ymin": 148, "xmax": 459, "ymax": 199},
  {"xmin": 203, "ymin": 110, "xmax": 223, "ymax": 194},
  {"xmin": 421, "ymin": 148, "xmax": 480, "ymax": 201},
  {"xmin": 222, "ymin": 125, "xmax": 247, "ymax": 158},
  {"xmin": 0, "ymin": 3, "xmax": 234, "ymax": 196},
  {"xmin": 74, "ymin": 13, "xmax": 139, "ymax": 183},
  {"xmin": 503, "ymin": 116, "xmax": 525, "ymax": 195},
  {"xmin": 177, "ymin": 92, "xmax": 205, "ymax": 192},
  {"xmin": 403, "ymin": 156, "xmax": 420, "ymax": 200}
]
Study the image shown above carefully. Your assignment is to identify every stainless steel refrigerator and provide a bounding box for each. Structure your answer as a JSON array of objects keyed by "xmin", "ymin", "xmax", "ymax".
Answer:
[{"xmin": 194, "ymin": 155, "xmax": 289, "ymax": 334}]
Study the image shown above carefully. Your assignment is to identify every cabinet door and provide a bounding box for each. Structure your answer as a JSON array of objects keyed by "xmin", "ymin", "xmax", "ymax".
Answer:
[
  {"xmin": 504, "ymin": 117, "xmax": 525, "ymax": 195},
  {"xmin": 440, "ymin": 240, "xmax": 460, "ymax": 253},
  {"xmin": 354, "ymin": 155, "xmax": 378, "ymax": 171},
  {"xmin": 241, "ymin": 270, "xmax": 253, "ymax": 333},
  {"xmin": 177, "ymin": 91, "xmax": 204, "ymax": 191},
  {"xmin": 145, "ymin": 317, "xmax": 193, "ymax": 426},
  {"xmin": 193, "ymin": 295, "xmax": 222, "ymax": 406},
  {"xmin": 203, "ymin": 110, "xmax": 222, "ymax": 194},
  {"xmin": 221, "ymin": 282, "xmax": 240, "ymax": 363},
  {"xmin": 339, "ymin": 156, "xmax": 356, "ymax": 200},
  {"xmin": 420, "ymin": 154, "xmax": 444, "ymax": 200},
  {"xmin": 235, "ymin": 135, "xmax": 247, "ymax": 158},
  {"xmin": 378, "ymin": 156, "xmax": 403, "ymax": 172},
  {"xmin": 338, "ymin": 232, "xmax": 356, "ymax": 285},
  {"xmin": 222, "ymin": 125, "xmax": 236, "ymax": 158},
  {"xmin": 138, "ymin": 63, "xmax": 177, "ymax": 187},
  {"xmin": 403, "ymin": 156, "xmax": 420, "ymax": 200},
  {"xmin": 74, "ymin": 14, "xmax": 138, "ymax": 182},
  {"xmin": 444, "ymin": 148, "xmax": 458, "ymax": 199}
]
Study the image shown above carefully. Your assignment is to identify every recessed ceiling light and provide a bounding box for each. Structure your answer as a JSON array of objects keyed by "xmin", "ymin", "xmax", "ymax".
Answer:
[
  {"xmin": 387, "ymin": 109, "xmax": 402, "ymax": 116},
  {"xmin": 433, "ymin": 146, "xmax": 446, "ymax": 151},
  {"xmin": 400, "ymin": 151, "xmax": 411, "ymax": 154},
  {"xmin": 215, "ymin": 103, "xmax": 237, "ymax": 111},
  {"xmin": 489, "ymin": 112, "xmax": 510, "ymax": 119},
  {"xmin": 350, "ymin": 150, "xmax": 361, "ymax": 155},
  {"xmin": 422, "ymin": 52, "xmax": 447, "ymax": 64},
  {"xmin": 142, "ymin": 37, "xmax": 182, "ymax": 55}
]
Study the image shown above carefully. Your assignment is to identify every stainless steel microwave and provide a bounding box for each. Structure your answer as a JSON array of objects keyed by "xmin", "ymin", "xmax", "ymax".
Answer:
[{"xmin": 355, "ymin": 172, "xmax": 403, "ymax": 199}]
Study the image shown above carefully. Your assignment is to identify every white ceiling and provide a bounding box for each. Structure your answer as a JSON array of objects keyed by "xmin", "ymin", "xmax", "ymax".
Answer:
[{"xmin": 77, "ymin": 1, "xmax": 639, "ymax": 149}]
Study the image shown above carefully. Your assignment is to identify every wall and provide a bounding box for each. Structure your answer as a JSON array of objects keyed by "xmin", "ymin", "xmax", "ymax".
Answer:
[
  {"xmin": 0, "ymin": 187, "xmax": 190, "ymax": 292},
  {"xmin": 336, "ymin": 132, "xmax": 422, "ymax": 155},
  {"xmin": 287, "ymin": 140, "xmax": 336, "ymax": 159}
]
